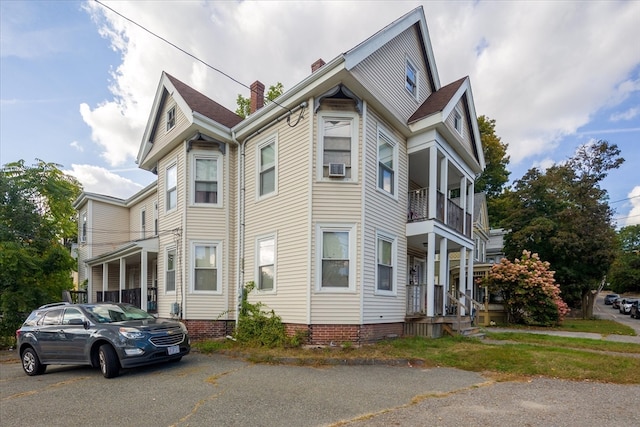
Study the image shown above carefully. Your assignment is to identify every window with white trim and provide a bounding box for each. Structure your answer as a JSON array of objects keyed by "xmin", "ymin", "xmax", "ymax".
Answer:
[
  {"xmin": 317, "ymin": 224, "xmax": 355, "ymax": 291},
  {"xmin": 192, "ymin": 243, "xmax": 220, "ymax": 292},
  {"xmin": 319, "ymin": 113, "xmax": 358, "ymax": 181},
  {"xmin": 166, "ymin": 106, "xmax": 176, "ymax": 131},
  {"xmin": 405, "ymin": 58, "xmax": 418, "ymax": 97},
  {"xmin": 140, "ymin": 208, "xmax": 146, "ymax": 239},
  {"xmin": 377, "ymin": 128, "xmax": 397, "ymax": 196},
  {"xmin": 192, "ymin": 155, "xmax": 221, "ymax": 205},
  {"xmin": 80, "ymin": 212, "xmax": 87, "ymax": 243},
  {"xmin": 454, "ymin": 108, "xmax": 463, "ymax": 136},
  {"xmin": 258, "ymin": 137, "xmax": 277, "ymax": 197},
  {"xmin": 376, "ymin": 232, "xmax": 396, "ymax": 293},
  {"xmin": 153, "ymin": 202, "xmax": 158, "ymax": 235},
  {"xmin": 165, "ymin": 247, "xmax": 176, "ymax": 293},
  {"xmin": 257, "ymin": 235, "xmax": 275, "ymax": 291},
  {"xmin": 166, "ymin": 163, "xmax": 177, "ymax": 211}
]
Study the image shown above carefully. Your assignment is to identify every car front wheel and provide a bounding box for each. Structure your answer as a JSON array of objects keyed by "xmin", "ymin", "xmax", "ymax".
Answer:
[
  {"xmin": 21, "ymin": 348, "xmax": 46, "ymax": 376},
  {"xmin": 98, "ymin": 344, "xmax": 120, "ymax": 378}
]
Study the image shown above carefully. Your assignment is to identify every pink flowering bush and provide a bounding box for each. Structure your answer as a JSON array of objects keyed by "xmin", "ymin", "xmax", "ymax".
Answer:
[{"xmin": 482, "ymin": 250, "xmax": 570, "ymax": 325}]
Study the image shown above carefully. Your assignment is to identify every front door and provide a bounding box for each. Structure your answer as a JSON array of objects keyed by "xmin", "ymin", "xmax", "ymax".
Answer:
[{"xmin": 409, "ymin": 258, "xmax": 425, "ymax": 313}]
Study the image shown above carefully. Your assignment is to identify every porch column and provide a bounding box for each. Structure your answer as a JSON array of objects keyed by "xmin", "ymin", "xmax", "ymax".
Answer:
[
  {"xmin": 119, "ymin": 258, "xmax": 126, "ymax": 303},
  {"xmin": 467, "ymin": 248, "xmax": 474, "ymax": 300},
  {"xmin": 440, "ymin": 156, "xmax": 448, "ymax": 221},
  {"xmin": 466, "ymin": 181, "xmax": 474, "ymax": 237},
  {"xmin": 141, "ymin": 250, "xmax": 148, "ymax": 311},
  {"xmin": 438, "ymin": 237, "xmax": 448, "ymax": 315},
  {"xmin": 459, "ymin": 247, "xmax": 467, "ymax": 315},
  {"xmin": 428, "ymin": 145, "xmax": 438, "ymax": 219},
  {"xmin": 102, "ymin": 263, "xmax": 108, "ymax": 296},
  {"xmin": 426, "ymin": 232, "xmax": 436, "ymax": 316}
]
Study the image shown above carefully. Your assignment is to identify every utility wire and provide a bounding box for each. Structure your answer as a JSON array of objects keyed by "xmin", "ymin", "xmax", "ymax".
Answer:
[{"xmin": 93, "ymin": 0, "xmax": 292, "ymax": 113}]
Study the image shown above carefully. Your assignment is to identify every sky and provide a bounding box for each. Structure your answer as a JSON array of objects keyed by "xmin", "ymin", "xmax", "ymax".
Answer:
[{"xmin": 1, "ymin": 0, "xmax": 639, "ymax": 227}]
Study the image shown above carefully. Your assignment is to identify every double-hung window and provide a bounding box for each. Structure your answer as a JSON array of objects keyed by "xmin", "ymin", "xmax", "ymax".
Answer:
[
  {"xmin": 166, "ymin": 106, "xmax": 176, "ymax": 131},
  {"xmin": 80, "ymin": 212, "xmax": 87, "ymax": 243},
  {"xmin": 377, "ymin": 129, "xmax": 397, "ymax": 196},
  {"xmin": 165, "ymin": 248, "xmax": 176, "ymax": 292},
  {"xmin": 258, "ymin": 137, "xmax": 277, "ymax": 197},
  {"xmin": 166, "ymin": 163, "xmax": 177, "ymax": 211},
  {"xmin": 453, "ymin": 108, "xmax": 463, "ymax": 136},
  {"xmin": 192, "ymin": 243, "xmax": 220, "ymax": 293},
  {"xmin": 153, "ymin": 202, "xmax": 158, "ymax": 235},
  {"xmin": 140, "ymin": 209, "xmax": 146, "ymax": 239},
  {"xmin": 320, "ymin": 113, "xmax": 358, "ymax": 181},
  {"xmin": 257, "ymin": 236, "xmax": 275, "ymax": 291},
  {"xmin": 376, "ymin": 232, "xmax": 396, "ymax": 294},
  {"xmin": 405, "ymin": 58, "xmax": 418, "ymax": 98},
  {"xmin": 318, "ymin": 224, "xmax": 355, "ymax": 291},
  {"xmin": 193, "ymin": 156, "xmax": 220, "ymax": 205}
]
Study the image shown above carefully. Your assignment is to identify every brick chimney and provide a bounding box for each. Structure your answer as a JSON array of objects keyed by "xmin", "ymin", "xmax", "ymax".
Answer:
[
  {"xmin": 250, "ymin": 80, "xmax": 265, "ymax": 114},
  {"xmin": 311, "ymin": 58, "xmax": 325, "ymax": 73}
]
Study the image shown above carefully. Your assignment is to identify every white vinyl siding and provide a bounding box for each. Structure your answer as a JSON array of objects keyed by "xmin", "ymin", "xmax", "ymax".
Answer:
[{"xmin": 350, "ymin": 26, "xmax": 431, "ymax": 121}]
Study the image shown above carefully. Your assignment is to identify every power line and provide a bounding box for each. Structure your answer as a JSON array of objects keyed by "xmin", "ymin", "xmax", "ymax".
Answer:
[
  {"xmin": 610, "ymin": 195, "xmax": 640, "ymax": 204},
  {"xmin": 93, "ymin": 0, "xmax": 291, "ymax": 113}
]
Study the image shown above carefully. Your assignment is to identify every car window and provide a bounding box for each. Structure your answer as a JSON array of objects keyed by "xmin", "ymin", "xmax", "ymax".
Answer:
[
  {"xmin": 23, "ymin": 311, "xmax": 44, "ymax": 326},
  {"xmin": 62, "ymin": 308, "xmax": 85, "ymax": 325},
  {"xmin": 83, "ymin": 304, "xmax": 155, "ymax": 323},
  {"xmin": 39, "ymin": 309, "xmax": 63, "ymax": 326}
]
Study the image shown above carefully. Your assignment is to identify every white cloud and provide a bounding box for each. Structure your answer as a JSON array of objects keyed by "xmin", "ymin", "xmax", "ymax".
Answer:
[
  {"xmin": 610, "ymin": 107, "xmax": 639, "ymax": 122},
  {"xmin": 70, "ymin": 141, "xmax": 84, "ymax": 152},
  {"xmin": 531, "ymin": 158, "xmax": 556, "ymax": 172},
  {"xmin": 621, "ymin": 186, "xmax": 640, "ymax": 227},
  {"xmin": 65, "ymin": 164, "xmax": 143, "ymax": 199},
  {"xmin": 79, "ymin": 0, "xmax": 640, "ymax": 174}
]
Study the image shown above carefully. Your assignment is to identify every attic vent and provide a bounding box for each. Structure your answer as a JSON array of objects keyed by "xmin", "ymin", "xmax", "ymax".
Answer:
[{"xmin": 328, "ymin": 163, "xmax": 345, "ymax": 177}]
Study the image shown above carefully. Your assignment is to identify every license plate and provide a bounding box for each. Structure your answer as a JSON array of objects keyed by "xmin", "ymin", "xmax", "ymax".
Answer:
[{"xmin": 167, "ymin": 345, "xmax": 180, "ymax": 355}]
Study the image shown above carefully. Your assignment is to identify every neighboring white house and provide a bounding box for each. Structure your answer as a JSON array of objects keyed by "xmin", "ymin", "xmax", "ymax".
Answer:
[{"xmin": 74, "ymin": 6, "xmax": 485, "ymax": 343}]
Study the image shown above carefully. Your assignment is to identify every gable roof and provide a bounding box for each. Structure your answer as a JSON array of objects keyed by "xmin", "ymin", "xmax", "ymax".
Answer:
[
  {"xmin": 165, "ymin": 73, "xmax": 242, "ymax": 128},
  {"xmin": 136, "ymin": 72, "xmax": 242, "ymax": 167},
  {"xmin": 407, "ymin": 77, "xmax": 466, "ymax": 123}
]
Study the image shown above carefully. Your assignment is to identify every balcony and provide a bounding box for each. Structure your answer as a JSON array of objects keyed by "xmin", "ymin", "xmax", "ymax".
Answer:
[{"xmin": 407, "ymin": 188, "xmax": 471, "ymax": 238}]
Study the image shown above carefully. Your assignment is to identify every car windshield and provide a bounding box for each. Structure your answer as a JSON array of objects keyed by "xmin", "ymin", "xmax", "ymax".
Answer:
[{"xmin": 83, "ymin": 304, "xmax": 155, "ymax": 323}]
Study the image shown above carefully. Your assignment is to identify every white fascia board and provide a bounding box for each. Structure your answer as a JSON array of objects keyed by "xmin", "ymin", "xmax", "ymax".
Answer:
[
  {"xmin": 73, "ymin": 192, "xmax": 126, "ymax": 209},
  {"xmin": 231, "ymin": 56, "xmax": 346, "ymax": 140},
  {"xmin": 192, "ymin": 113, "xmax": 235, "ymax": 143},
  {"xmin": 125, "ymin": 181, "xmax": 157, "ymax": 206},
  {"xmin": 137, "ymin": 73, "xmax": 171, "ymax": 165}
]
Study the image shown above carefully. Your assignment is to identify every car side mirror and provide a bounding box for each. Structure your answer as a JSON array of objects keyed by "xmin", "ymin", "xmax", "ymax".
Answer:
[{"xmin": 68, "ymin": 318, "xmax": 85, "ymax": 325}]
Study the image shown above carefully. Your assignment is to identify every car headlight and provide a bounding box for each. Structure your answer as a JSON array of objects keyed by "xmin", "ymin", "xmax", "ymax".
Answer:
[
  {"xmin": 179, "ymin": 322, "xmax": 188, "ymax": 333},
  {"xmin": 119, "ymin": 327, "xmax": 145, "ymax": 339}
]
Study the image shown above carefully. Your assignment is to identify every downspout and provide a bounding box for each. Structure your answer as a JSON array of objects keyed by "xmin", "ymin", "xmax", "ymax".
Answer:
[{"xmin": 233, "ymin": 101, "xmax": 308, "ymax": 329}]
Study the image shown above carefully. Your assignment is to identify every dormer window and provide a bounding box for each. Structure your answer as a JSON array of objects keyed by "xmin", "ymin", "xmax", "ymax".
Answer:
[
  {"xmin": 166, "ymin": 106, "xmax": 176, "ymax": 131},
  {"xmin": 405, "ymin": 58, "xmax": 418, "ymax": 98},
  {"xmin": 454, "ymin": 108, "xmax": 463, "ymax": 136}
]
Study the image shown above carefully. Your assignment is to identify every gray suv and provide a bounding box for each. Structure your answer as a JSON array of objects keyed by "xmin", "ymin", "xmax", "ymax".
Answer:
[{"xmin": 16, "ymin": 302, "xmax": 190, "ymax": 378}]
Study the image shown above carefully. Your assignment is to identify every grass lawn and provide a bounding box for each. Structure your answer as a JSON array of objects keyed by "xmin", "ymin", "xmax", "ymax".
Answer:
[{"xmin": 194, "ymin": 318, "xmax": 640, "ymax": 384}]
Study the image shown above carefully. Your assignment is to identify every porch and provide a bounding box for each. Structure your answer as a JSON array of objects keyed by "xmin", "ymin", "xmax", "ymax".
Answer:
[
  {"xmin": 96, "ymin": 287, "xmax": 158, "ymax": 314},
  {"xmin": 407, "ymin": 188, "xmax": 472, "ymax": 238}
]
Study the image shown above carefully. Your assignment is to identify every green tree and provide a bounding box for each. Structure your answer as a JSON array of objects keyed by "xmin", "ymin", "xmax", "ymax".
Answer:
[
  {"xmin": 482, "ymin": 250, "xmax": 569, "ymax": 325},
  {"xmin": 235, "ymin": 82, "xmax": 285, "ymax": 118},
  {"xmin": 0, "ymin": 160, "xmax": 82, "ymax": 336},
  {"xmin": 608, "ymin": 225, "xmax": 640, "ymax": 293},
  {"xmin": 501, "ymin": 140, "xmax": 622, "ymax": 311}
]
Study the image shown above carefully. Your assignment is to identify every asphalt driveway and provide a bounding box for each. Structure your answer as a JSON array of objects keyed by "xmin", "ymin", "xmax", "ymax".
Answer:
[{"xmin": 2, "ymin": 350, "xmax": 639, "ymax": 427}]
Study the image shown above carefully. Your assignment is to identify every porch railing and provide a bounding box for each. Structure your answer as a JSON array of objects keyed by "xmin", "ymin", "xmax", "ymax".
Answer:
[
  {"xmin": 406, "ymin": 283, "xmax": 444, "ymax": 316},
  {"xmin": 408, "ymin": 189, "xmax": 469, "ymax": 237},
  {"xmin": 95, "ymin": 287, "xmax": 157, "ymax": 313}
]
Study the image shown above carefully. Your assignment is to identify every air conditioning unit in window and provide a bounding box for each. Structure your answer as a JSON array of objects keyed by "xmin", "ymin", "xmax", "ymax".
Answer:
[{"xmin": 328, "ymin": 163, "xmax": 346, "ymax": 177}]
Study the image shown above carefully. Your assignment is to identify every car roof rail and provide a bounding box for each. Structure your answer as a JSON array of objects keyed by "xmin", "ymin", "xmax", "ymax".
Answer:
[{"xmin": 38, "ymin": 302, "xmax": 72, "ymax": 309}]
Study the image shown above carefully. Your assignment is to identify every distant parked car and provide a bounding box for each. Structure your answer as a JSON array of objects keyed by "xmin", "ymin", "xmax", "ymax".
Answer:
[
  {"xmin": 619, "ymin": 298, "xmax": 639, "ymax": 315},
  {"xmin": 604, "ymin": 294, "xmax": 619, "ymax": 305},
  {"xmin": 630, "ymin": 300, "xmax": 640, "ymax": 319},
  {"xmin": 612, "ymin": 297, "xmax": 623, "ymax": 309},
  {"xmin": 16, "ymin": 302, "xmax": 190, "ymax": 378}
]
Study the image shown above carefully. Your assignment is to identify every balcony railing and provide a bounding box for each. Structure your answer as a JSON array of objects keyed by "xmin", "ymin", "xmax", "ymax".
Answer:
[{"xmin": 408, "ymin": 188, "xmax": 472, "ymax": 237}]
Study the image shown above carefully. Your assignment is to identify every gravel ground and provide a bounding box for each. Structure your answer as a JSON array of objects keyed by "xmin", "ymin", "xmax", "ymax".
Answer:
[{"xmin": 342, "ymin": 378, "xmax": 640, "ymax": 427}]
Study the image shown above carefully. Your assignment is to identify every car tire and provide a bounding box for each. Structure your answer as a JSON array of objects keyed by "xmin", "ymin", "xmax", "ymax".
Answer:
[
  {"xmin": 99, "ymin": 344, "xmax": 120, "ymax": 378},
  {"xmin": 21, "ymin": 347, "xmax": 46, "ymax": 376}
]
